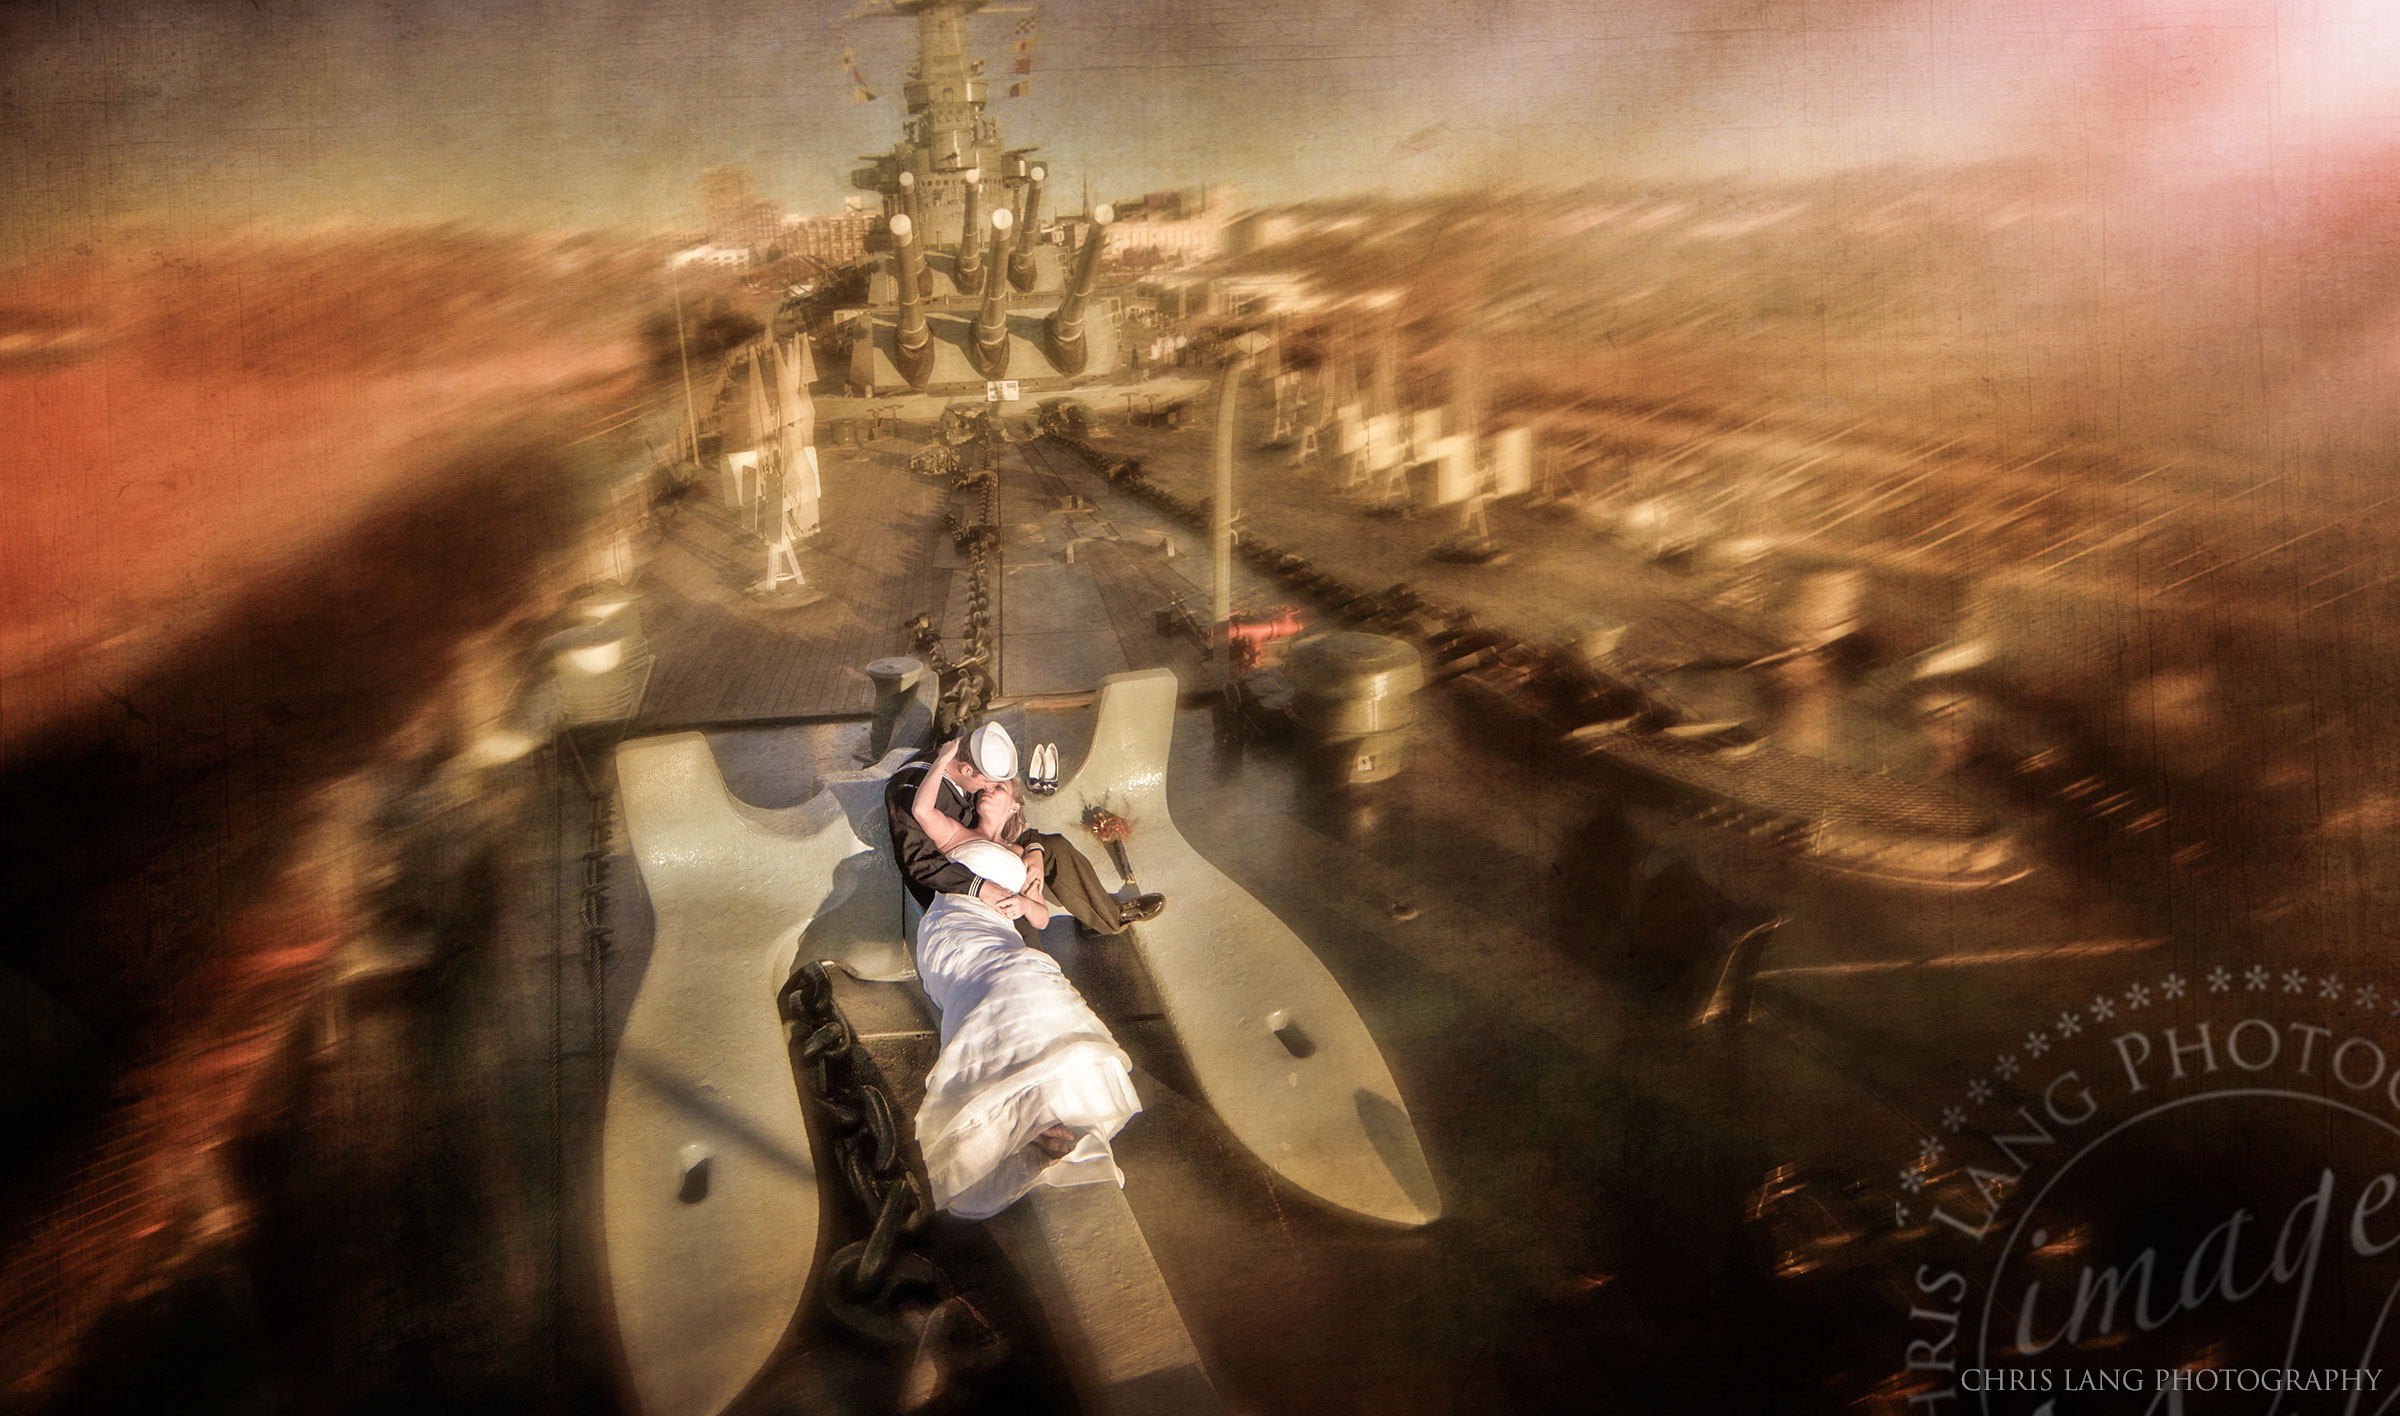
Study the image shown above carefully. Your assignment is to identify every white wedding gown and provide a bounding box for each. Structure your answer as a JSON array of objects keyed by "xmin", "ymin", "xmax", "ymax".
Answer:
[{"xmin": 912, "ymin": 891, "xmax": 1143, "ymax": 1219}]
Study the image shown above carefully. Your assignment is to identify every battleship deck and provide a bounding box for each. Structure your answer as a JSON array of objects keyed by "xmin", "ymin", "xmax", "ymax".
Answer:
[
  {"xmin": 550, "ymin": 406, "xmax": 2237, "ymax": 1415},
  {"xmin": 628, "ymin": 418, "xmax": 1256, "ymax": 729},
  {"xmin": 629, "ymin": 446, "xmax": 946, "ymax": 729}
]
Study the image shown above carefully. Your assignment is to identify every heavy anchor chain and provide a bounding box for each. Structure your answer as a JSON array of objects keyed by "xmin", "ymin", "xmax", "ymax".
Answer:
[
  {"xmin": 920, "ymin": 454, "xmax": 1004, "ymax": 737},
  {"xmin": 581, "ymin": 785, "xmax": 614, "ymax": 960},
  {"xmin": 783, "ymin": 963, "xmax": 1007, "ymax": 1380}
]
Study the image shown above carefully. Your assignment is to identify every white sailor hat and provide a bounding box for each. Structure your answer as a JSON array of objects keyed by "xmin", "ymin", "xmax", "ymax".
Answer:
[{"xmin": 965, "ymin": 721, "xmax": 1018, "ymax": 780}]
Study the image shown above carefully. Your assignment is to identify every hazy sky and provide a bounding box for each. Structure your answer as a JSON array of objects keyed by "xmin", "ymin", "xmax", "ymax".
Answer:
[{"xmin": 4, "ymin": 0, "xmax": 2394, "ymax": 252}]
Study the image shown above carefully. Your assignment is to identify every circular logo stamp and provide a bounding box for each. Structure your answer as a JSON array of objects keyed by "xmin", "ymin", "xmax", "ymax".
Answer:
[{"xmin": 1890, "ymin": 964, "xmax": 2400, "ymax": 1412}]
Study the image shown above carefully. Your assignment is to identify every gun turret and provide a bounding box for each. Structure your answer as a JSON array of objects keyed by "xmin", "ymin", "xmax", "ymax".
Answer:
[
  {"xmin": 889, "ymin": 213, "xmax": 934, "ymax": 387},
  {"xmin": 954, "ymin": 168, "xmax": 986, "ymax": 295},
  {"xmin": 969, "ymin": 207, "xmax": 1014, "ymax": 379},
  {"xmin": 1007, "ymin": 163, "xmax": 1046, "ymax": 293},
  {"xmin": 1044, "ymin": 204, "xmax": 1111, "ymax": 376}
]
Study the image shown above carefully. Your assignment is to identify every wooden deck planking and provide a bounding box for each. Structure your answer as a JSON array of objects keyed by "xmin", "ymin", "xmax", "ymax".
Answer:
[
  {"xmin": 1078, "ymin": 540, "xmax": 1210, "ymax": 679},
  {"xmin": 1001, "ymin": 441, "xmax": 1214, "ymax": 686},
  {"xmin": 634, "ymin": 436, "xmax": 1225, "ymax": 726},
  {"xmin": 630, "ymin": 453, "xmax": 950, "ymax": 729}
]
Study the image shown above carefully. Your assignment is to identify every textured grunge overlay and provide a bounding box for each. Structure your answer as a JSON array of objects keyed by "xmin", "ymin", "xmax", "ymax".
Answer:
[{"xmin": 12, "ymin": 2, "xmax": 2400, "ymax": 1413}]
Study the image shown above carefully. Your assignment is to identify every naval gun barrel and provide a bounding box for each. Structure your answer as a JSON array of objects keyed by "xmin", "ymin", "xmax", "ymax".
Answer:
[
  {"xmin": 897, "ymin": 170, "xmax": 923, "ymax": 236},
  {"xmin": 889, "ymin": 213, "xmax": 934, "ymax": 387},
  {"xmin": 955, "ymin": 169, "xmax": 986, "ymax": 295},
  {"xmin": 1044, "ymin": 204, "xmax": 1112, "ymax": 376},
  {"xmin": 970, "ymin": 207, "xmax": 1014, "ymax": 378},
  {"xmin": 1007, "ymin": 164, "xmax": 1046, "ymax": 293}
]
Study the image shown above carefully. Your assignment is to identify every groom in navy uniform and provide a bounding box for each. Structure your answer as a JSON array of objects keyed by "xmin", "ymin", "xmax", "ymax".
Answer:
[{"xmin": 884, "ymin": 721, "xmax": 1165, "ymax": 933}]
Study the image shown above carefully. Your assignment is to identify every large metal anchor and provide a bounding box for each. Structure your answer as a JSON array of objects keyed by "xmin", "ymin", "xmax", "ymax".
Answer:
[{"xmin": 1021, "ymin": 667, "xmax": 1444, "ymax": 1227}]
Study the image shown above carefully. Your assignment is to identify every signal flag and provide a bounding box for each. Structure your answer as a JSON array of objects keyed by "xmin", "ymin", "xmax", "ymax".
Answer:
[{"xmin": 840, "ymin": 38, "xmax": 876, "ymax": 102}]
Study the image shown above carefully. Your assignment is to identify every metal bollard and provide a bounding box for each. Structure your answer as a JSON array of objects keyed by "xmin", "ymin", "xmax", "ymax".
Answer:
[{"xmin": 1286, "ymin": 633, "xmax": 1425, "ymax": 784}]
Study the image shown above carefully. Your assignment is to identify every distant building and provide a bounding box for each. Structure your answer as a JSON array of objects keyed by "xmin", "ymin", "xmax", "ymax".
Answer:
[
  {"xmin": 1107, "ymin": 184, "xmax": 1237, "ymax": 266},
  {"xmin": 1227, "ymin": 210, "xmax": 1305, "ymax": 256},
  {"xmin": 701, "ymin": 166, "xmax": 754, "ymax": 217},
  {"xmin": 719, "ymin": 201, "xmax": 785, "ymax": 252},
  {"xmin": 670, "ymin": 244, "xmax": 749, "ymax": 270},
  {"xmin": 700, "ymin": 166, "xmax": 784, "ymax": 252},
  {"xmin": 1134, "ymin": 271, "xmax": 1318, "ymax": 322},
  {"xmin": 1212, "ymin": 273, "xmax": 1316, "ymax": 319},
  {"xmin": 782, "ymin": 204, "xmax": 878, "ymax": 265}
]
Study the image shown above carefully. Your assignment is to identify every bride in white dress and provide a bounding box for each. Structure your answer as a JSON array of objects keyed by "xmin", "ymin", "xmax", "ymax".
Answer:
[{"xmin": 908, "ymin": 739, "xmax": 1142, "ymax": 1220}]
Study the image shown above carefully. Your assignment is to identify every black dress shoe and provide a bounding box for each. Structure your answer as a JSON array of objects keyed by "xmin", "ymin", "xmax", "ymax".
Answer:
[{"xmin": 1117, "ymin": 894, "xmax": 1166, "ymax": 925}]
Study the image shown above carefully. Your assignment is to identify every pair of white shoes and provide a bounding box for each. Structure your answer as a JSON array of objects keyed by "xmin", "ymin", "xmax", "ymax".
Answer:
[{"xmin": 1026, "ymin": 742, "xmax": 1061, "ymax": 795}]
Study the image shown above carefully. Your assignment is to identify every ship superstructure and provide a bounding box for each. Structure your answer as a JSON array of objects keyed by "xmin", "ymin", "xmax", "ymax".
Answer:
[{"xmin": 831, "ymin": 0, "xmax": 1118, "ymax": 395}]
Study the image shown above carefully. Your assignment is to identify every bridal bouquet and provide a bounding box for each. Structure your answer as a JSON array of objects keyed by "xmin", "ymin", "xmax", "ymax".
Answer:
[{"xmin": 1083, "ymin": 805, "xmax": 1137, "ymax": 886}]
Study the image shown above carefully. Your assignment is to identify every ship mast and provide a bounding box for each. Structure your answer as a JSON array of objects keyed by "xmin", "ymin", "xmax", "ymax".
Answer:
[
  {"xmin": 903, "ymin": 0, "xmax": 991, "ymax": 173},
  {"xmin": 853, "ymin": 0, "xmax": 1031, "ymax": 244}
]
